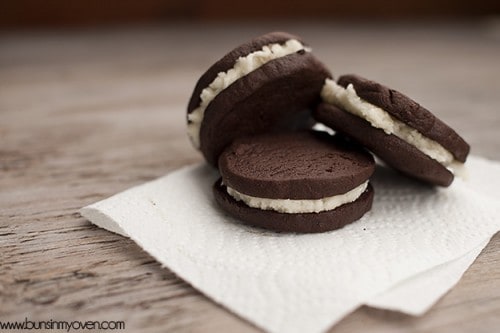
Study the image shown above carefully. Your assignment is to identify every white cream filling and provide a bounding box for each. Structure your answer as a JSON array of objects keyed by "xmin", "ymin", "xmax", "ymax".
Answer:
[
  {"xmin": 226, "ymin": 181, "xmax": 368, "ymax": 214},
  {"xmin": 321, "ymin": 79, "xmax": 465, "ymax": 176},
  {"xmin": 187, "ymin": 39, "xmax": 309, "ymax": 148}
]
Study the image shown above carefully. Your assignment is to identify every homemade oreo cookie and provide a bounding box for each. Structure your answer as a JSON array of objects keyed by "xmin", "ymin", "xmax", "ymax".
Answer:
[
  {"xmin": 316, "ymin": 75, "xmax": 470, "ymax": 186},
  {"xmin": 187, "ymin": 32, "xmax": 331, "ymax": 166},
  {"xmin": 214, "ymin": 131, "xmax": 375, "ymax": 233}
]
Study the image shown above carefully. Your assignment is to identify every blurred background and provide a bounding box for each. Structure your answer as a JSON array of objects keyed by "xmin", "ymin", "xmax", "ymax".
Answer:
[{"xmin": 1, "ymin": 0, "xmax": 500, "ymax": 28}]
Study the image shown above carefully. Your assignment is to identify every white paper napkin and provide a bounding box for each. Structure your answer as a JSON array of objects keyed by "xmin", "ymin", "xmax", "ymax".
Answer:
[
  {"xmin": 80, "ymin": 156, "xmax": 500, "ymax": 333},
  {"xmin": 366, "ymin": 238, "xmax": 488, "ymax": 315}
]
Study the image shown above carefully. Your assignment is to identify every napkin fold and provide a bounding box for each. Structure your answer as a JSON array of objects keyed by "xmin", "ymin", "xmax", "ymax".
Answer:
[{"xmin": 81, "ymin": 156, "xmax": 500, "ymax": 333}]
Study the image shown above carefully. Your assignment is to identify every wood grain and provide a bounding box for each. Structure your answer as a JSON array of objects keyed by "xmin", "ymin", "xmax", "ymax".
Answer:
[{"xmin": 1, "ymin": 22, "xmax": 500, "ymax": 332}]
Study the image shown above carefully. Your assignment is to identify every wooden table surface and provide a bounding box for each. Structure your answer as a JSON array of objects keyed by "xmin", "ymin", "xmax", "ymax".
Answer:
[{"xmin": 1, "ymin": 22, "xmax": 500, "ymax": 332}]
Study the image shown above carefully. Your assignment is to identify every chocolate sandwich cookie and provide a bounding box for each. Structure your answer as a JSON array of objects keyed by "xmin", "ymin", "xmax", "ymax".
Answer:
[
  {"xmin": 187, "ymin": 32, "xmax": 331, "ymax": 166},
  {"xmin": 315, "ymin": 75, "xmax": 470, "ymax": 186},
  {"xmin": 213, "ymin": 131, "xmax": 375, "ymax": 233}
]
